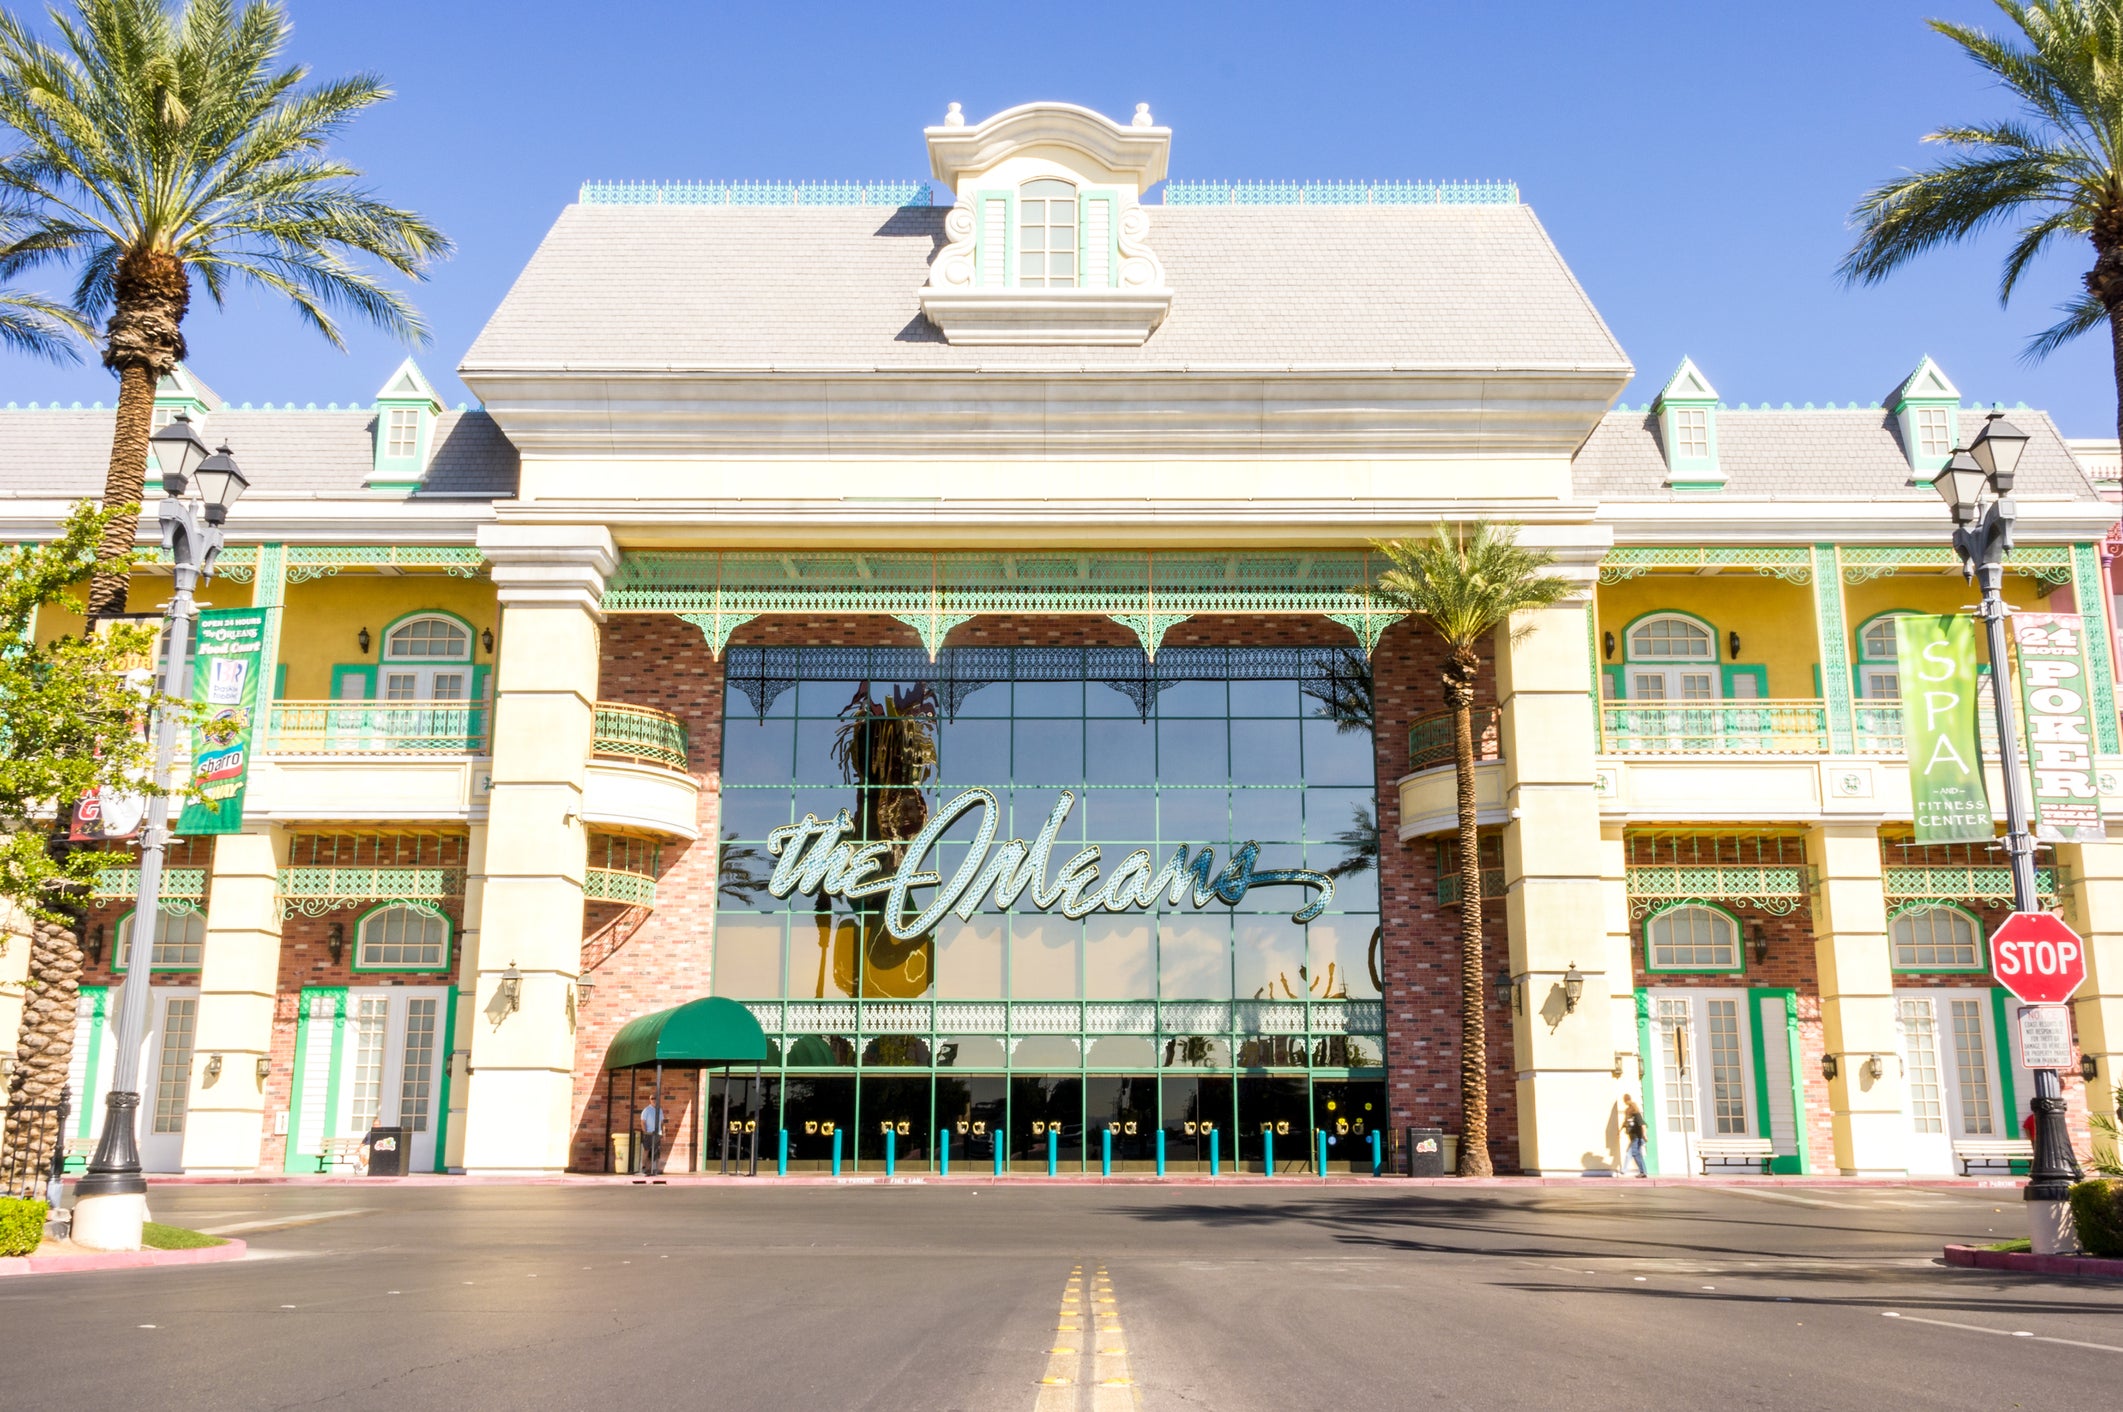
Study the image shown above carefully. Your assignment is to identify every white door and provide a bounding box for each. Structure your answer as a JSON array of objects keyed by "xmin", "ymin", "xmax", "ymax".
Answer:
[
  {"xmin": 1647, "ymin": 990, "xmax": 1756, "ymax": 1175},
  {"xmin": 1627, "ymin": 667, "xmax": 1720, "ymax": 750},
  {"xmin": 335, "ymin": 987, "xmax": 446, "ymax": 1173},
  {"xmin": 75, "ymin": 984, "xmax": 200, "ymax": 1174},
  {"xmin": 379, "ymin": 666, "xmax": 468, "ymax": 750},
  {"xmin": 1894, "ymin": 989, "xmax": 2005, "ymax": 1176}
]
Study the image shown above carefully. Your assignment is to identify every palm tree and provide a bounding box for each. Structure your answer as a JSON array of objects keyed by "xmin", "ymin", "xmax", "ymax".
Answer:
[
  {"xmin": 0, "ymin": 0, "xmax": 450, "ymax": 617},
  {"xmin": 1372, "ymin": 523, "xmax": 1569, "ymax": 1177},
  {"xmin": 0, "ymin": 286, "xmax": 85, "ymax": 358},
  {"xmin": 1839, "ymin": 0, "xmax": 2123, "ymax": 440}
]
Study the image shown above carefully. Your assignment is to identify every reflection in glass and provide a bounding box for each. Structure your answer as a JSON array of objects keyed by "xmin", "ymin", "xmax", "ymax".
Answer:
[
  {"xmin": 1084, "ymin": 915, "xmax": 1154, "ymax": 1000},
  {"xmin": 1235, "ymin": 916, "xmax": 1307, "ymax": 1000},
  {"xmin": 857, "ymin": 1075, "xmax": 930, "ymax": 1162},
  {"xmin": 1085, "ymin": 1035, "xmax": 1158, "ymax": 1068},
  {"xmin": 935, "ymin": 916, "xmax": 1004, "ymax": 999},
  {"xmin": 784, "ymin": 1035, "xmax": 856, "ymax": 1068},
  {"xmin": 711, "ymin": 914, "xmax": 785, "ymax": 998},
  {"xmin": 861, "ymin": 1035, "xmax": 933, "ymax": 1067},
  {"xmin": 1307, "ymin": 917, "xmax": 1383, "ymax": 1000},
  {"xmin": 1011, "ymin": 1074, "xmax": 1084, "ymax": 1168},
  {"xmin": 1157, "ymin": 719, "xmax": 1227, "ymax": 785},
  {"xmin": 1010, "ymin": 915, "xmax": 1079, "ymax": 999},
  {"xmin": 723, "ymin": 719, "xmax": 794, "ymax": 785},
  {"xmin": 1160, "ymin": 915, "xmax": 1231, "ymax": 1000},
  {"xmin": 1160, "ymin": 1035, "xmax": 1231, "ymax": 1069},
  {"xmin": 1314, "ymin": 1078, "xmax": 1387, "ymax": 1170},
  {"xmin": 781, "ymin": 1075, "xmax": 854, "ymax": 1168},
  {"xmin": 1238, "ymin": 1075, "xmax": 1310, "ymax": 1173},
  {"xmin": 1085, "ymin": 1075, "xmax": 1157, "ymax": 1167},
  {"xmin": 937, "ymin": 1074, "xmax": 1006, "ymax": 1163},
  {"xmin": 1159, "ymin": 1075, "xmax": 1233, "ymax": 1169},
  {"xmin": 1229, "ymin": 719, "xmax": 1300, "ymax": 786},
  {"xmin": 1012, "ymin": 1035, "xmax": 1082, "ymax": 1067},
  {"xmin": 705, "ymin": 1072, "xmax": 776, "ymax": 1171},
  {"xmin": 936, "ymin": 1035, "xmax": 1008, "ymax": 1068}
]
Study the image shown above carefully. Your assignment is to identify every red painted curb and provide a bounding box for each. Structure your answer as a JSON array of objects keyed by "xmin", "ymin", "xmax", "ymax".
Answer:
[
  {"xmin": 142, "ymin": 1172, "xmax": 2024, "ymax": 1189},
  {"xmin": 1943, "ymin": 1243, "xmax": 2123, "ymax": 1278},
  {"xmin": 0, "ymin": 1236, "xmax": 246, "ymax": 1278}
]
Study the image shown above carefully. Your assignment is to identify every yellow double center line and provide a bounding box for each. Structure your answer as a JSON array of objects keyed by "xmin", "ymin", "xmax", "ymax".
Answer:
[{"xmin": 1034, "ymin": 1262, "xmax": 1138, "ymax": 1411}]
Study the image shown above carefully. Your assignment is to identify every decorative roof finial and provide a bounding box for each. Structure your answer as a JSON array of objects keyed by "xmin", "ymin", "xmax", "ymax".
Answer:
[
  {"xmin": 944, "ymin": 101, "xmax": 965, "ymax": 128},
  {"xmin": 1132, "ymin": 102, "xmax": 1153, "ymax": 128}
]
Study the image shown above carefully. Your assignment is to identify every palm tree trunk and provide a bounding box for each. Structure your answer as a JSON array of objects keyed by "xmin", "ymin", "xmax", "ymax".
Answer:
[
  {"xmin": 87, "ymin": 251, "xmax": 193, "ymax": 620},
  {"xmin": 0, "ymin": 912, "xmax": 85, "ymax": 1181},
  {"xmin": 1447, "ymin": 645, "xmax": 1492, "ymax": 1177}
]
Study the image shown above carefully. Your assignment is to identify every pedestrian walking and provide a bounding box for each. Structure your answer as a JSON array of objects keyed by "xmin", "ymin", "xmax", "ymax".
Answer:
[
  {"xmin": 1622, "ymin": 1093, "xmax": 1649, "ymax": 1178},
  {"xmin": 641, "ymin": 1093, "xmax": 665, "ymax": 1176}
]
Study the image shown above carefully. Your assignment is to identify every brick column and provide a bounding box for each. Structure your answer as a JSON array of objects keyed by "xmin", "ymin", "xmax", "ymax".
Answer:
[
  {"xmin": 1496, "ymin": 588, "xmax": 1617, "ymax": 1175},
  {"xmin": 462, "ymin": 526, "xmax": 614, "ymax": 1174},
  {"xmin": 1805, "ymin": 823, "xmax": 1908, "ymax": 1174},
  {"xmin": 180, "ymin": 824, "xmax": 291, "ymax": 1173}
]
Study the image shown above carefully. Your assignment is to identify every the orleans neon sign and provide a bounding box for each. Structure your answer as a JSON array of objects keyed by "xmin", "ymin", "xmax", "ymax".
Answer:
[{"xmin": 766, "ymin": 787, "xmax": 1335, "ymax": 938}]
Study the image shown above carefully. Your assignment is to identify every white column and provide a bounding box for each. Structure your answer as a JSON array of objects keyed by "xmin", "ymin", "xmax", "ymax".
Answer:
[{"xmin": 179, "ymin": 825, "xmax": 291, "ymax": 1173}]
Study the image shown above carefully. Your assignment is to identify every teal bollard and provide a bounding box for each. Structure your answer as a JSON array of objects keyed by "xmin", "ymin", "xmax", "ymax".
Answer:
[
  {"xmin": 993, "ymin": 1138, "xmax": 1004, "ymax": 1176},
  {"xmin": 1316, "ymin": 1129, "xmax": 1328, "ymax": 1177},
  {"xmin": 1101, "ymin": 1128, "xmax": 1112, "ymax": 1176},
  {"xmin": 886, "ymin": 1127, "xmax": 896, "ymax": 1178},
  {"xmin": 1369, "ymin": 1130, "xmax": 1382, "ymax": 1176},
  {"xmin": 939, "ymin": 1129, "xmax": 949, "ymax": 1177},
  {"xmin": 777, "ymin": 1129, "xmax": 788, "ymax": 1176},
  {"xmin": 1047, "ymin": 1127, "xmax": 1058, "ymax": 1175},
  {"xmin": 1264, "ymin": 1128, "xmax": 1275, "ymax": 1176},
  {"xmin": 831, "ymin": 1130, "xmax": 842, "ymax": 1177},
  {"xmin": 1210, "ymin": 1130, "xmax": 1220, "ymax": 1177},
  {"xmin": 1155, "ymin": 1129, "xmax": 1166, "ymax": 1177}
]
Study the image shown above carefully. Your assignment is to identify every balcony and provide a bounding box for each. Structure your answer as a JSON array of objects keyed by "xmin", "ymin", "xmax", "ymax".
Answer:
[
  {"xmin": 583, "ymin": 702, "xmax": 700, "ymax": 841},
  {"xmin": 268, "ymin": 700, "xmax": 489, "ymax": 754},
  {"xmin": 248, "ymin": 701, "xmax": 491, "ymax": 823},
  {"xmin": 1601, "ymin": 700, "xmax": 1830, "ymax": 755},
  {"xmin": 1407, "ymin": 706, "xmax": 1501, "ymax": 771}
]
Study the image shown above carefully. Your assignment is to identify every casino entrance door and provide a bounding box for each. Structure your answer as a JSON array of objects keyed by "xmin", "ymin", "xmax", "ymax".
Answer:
[{"xmin": 1160, "ymin": 1075, "xmax": 1234, "ymax": 1171}]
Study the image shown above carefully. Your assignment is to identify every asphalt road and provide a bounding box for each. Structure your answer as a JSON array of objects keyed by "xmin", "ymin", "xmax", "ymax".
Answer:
[{"xmin": 6, "ymin": 1181, "xmax": 2118, "ymax": 1410}]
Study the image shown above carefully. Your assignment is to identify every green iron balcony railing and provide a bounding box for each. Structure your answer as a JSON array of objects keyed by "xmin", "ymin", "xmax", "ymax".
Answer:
[
  {"xmin": 591, "ymin": 702, "xmax": 692, "ymax": 772},
  {"xmin": 269, "ymin": 700, "xmax": 488, "ymax": 754},
  {"xmin": 1600, "ymin": 700, "xmax": 1829, "ymax": 755},
  {"xmin": 1436, "ymin": 868, "xmax": 1508, "ymax": 905},
  {"xmin": 1407, "ymin": 706, "xmax": 1503, "ymax": 772}
]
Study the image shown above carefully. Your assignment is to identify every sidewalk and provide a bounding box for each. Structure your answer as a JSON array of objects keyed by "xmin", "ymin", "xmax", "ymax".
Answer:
[
  {"xmin": 0, "ymin": 1238, "xmax": 247, "ymax": 1278},
  {"xmin": 142, "ymin": 1171, "xmax": 2029, "ymax": 1189}
]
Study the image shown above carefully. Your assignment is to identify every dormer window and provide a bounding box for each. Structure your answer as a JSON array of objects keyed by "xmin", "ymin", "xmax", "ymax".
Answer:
[
  {"xmin": 1673, "ymin": 407, "xmax": 1709, "ymax": 460},
  {"xmin": 1915, "ymin": 406, "xmax": 1952, "ymax": 460},
  {"xmin": 1018, "ymin": 180, "xmax": 1079, "ymax": 288},
  {"xmin": 386, "ymin": 407, "xmax": 421, "ymax": 459}
]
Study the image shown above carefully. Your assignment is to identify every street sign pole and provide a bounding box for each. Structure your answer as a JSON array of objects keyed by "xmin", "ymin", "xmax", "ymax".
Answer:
[{"xmin": 1989, "ymin": 909, "xmax": 2088, "ymax": 1236}]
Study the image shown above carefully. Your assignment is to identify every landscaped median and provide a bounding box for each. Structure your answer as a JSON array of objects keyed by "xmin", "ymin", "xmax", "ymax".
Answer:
[
  {"xmin": 1944, "ymin": 1178, "xmax": 2123, "ymax": 1279},
  {"xmin": 0, "ymin": 1197, "xmax": 246, "ymax": 1277}
]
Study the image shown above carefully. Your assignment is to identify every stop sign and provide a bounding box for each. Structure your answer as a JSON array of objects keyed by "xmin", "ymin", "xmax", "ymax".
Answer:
[{"xmin": 1989, "ymin": 912, "xmax": 2088, "ymax": 1005}]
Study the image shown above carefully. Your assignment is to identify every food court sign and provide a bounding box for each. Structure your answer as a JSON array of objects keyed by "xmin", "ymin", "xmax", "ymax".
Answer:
[{"xmin": 766, "ymin": 787, "xmax": 1336, "ymax": 938}]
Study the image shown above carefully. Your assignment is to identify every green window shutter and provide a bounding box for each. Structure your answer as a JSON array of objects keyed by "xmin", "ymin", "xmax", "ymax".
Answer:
[
  {"xmin": 331, "ymin": 665, "xmax": 376, "ymax": 699},
  {"xmin": 71, "ymin": 985, "xmax": 111, "ymax": 1145},
  {"xmin": 1600, "ymin": 665, "xmax": 1624, "ymax": 700},
  {"xmin": 274, "ymin": 662, "xmax": 288, "ymax": 698},
  {"xmin": 977, "ymin": 192, "xmax": 1012, "ymax": 287},
  {"xmin": 1634, "ymin": 988, "xmax": 1660, "ymax": 1173},
  {"xmin": 1720, "ymin": 665, "xmax": 1767, "ymax": 699},
  {"xmin": 431, "ymin": 985, "xmax": 460, "ymax": 1173},
  {"xmin": 1748, "ymin": 988, "xmax": 1806, "ymax": 1172},
  {"xmin": 1079, "ymin": 191, "xmax": 1116, "ymax": 288}
]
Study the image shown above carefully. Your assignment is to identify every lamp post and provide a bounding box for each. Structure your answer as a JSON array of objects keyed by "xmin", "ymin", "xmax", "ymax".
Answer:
[
  {"xmin": 70, "ymin": 414, "xmax": 248, "ymax": 1252},
  {"xmin": 1934, "ymin": 411, "xmax": 2078, "ymax": 1208}
]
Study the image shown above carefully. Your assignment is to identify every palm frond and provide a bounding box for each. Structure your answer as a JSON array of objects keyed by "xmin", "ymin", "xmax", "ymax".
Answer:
[
  {"xmin": 1368, "ymin": 523, "xmax": 1572, "ymax": 652},
  {"xmin": 0, "ymin": 287, "xmax": 90, "ymax": 360},
  {"xmin": 2024, "ymin": 287, "xmax": 2109, "ymax": 359}
]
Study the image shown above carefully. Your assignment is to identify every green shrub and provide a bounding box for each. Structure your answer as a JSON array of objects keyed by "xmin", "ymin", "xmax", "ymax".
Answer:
[
  {"xmin": 0, "ymin": 1198, "xmax": 49, "ymax": 1257},
  {"xmin": 2069, "ymin": 1179, "xmax": 2123, "ymax": 1258}
]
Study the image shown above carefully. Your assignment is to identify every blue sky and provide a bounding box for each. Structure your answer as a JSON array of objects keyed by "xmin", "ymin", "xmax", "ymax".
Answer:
[{"xmin": 4, "ymin": 0, "xmax": 2117, "ymax": 435}]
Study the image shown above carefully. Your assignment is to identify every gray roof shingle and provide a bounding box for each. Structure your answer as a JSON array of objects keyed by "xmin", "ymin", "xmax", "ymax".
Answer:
[
  {"xmin": 1573, "ymin": 407, "xmax": 2097, "ymax": 500},
  {"xmin": 460, "ymin": 203, "xmax": 1631, "ymax": 372}
]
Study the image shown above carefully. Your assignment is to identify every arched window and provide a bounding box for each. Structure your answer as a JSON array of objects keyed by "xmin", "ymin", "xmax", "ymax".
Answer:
[
  {"xmin": 1623, "ymin": 614, "xmax": 1718, "ymax": 703},
  {"xmin": 1890, "ymin": 906, "xmax": 1981, "ymax": 970},
  {"xmin": 116, "ymin": 909, "xmax": 206, "ymax": 971},
  {"xmin": 381, "ymin": 614, "xmax": 470, "ymax": 703},
  {"xmin": 1646, "ymin": 904, "xmax": 1740, "ymax": 970},
  {"xmin": 356, "ymin": 904, "xmax": 450, "ymax": 971},
  {"xmin": 1856, "ymin": 614, "xmax": 1908, "ymax": 700},
  {"xmin": 1018, "ymin": 179, "xmax": 1078, "ymax": 288}
]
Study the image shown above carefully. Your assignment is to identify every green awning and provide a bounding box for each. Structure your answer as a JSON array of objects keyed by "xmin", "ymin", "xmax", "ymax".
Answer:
[{"xmin": 601, "ymin": 996, "xmax": 770, "ymax": 1070}]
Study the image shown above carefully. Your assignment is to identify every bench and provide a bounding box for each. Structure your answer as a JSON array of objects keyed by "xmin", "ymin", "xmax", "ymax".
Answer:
[
  {"xmin": 62, "ymin": 1138, "xmax": 94, "ymax": 1173},
  {"xmin": 1696, "ymin": 1137, "xmax": 1775, "ymax": 1174},
  {"xmin": 319, "ymin": 1137, "xmax": 365, "ymax": 1174},
  {"xmin": 1952, "ymin": 1139, "xmax": 2033, "ymax": 1176}
]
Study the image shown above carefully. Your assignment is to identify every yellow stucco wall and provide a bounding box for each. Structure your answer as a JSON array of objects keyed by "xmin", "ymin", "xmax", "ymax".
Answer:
[
  {"xmin": 277, "ymin": 575, "xmax": 499, "ymax": 699},
  {"xmin": 1594, "ymin": 575, "xmax": 1818, "ymax": 698},
  {"xmin": 33, "ymin": 571, "xmax": 254, "ymax": 646}
]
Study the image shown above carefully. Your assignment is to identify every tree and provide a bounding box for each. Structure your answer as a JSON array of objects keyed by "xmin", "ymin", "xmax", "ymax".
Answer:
[
  {"xmin": 1839, "ymin": 0, "xmax": 2123, "ymax": 441},
  {"xmin": 0, "ymin": 207, "xmax": 87, "ymax": 360},
  {"xmin": 0, "ymin": 503, "xmax": 163, "ymax": 1183},
  {"xmin": 0, "ymin": 0, "xmax": 450, "ymax": 617},
  {"xmin": 1371, "ymin": 523, "xmax": 1569, "ymax": 1177}
]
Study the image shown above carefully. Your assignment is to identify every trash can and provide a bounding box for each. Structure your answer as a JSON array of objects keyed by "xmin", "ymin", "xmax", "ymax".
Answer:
[
  {"xmin": 365, "ymin": 1126, "xmax": 407, "ymax": 1177},
  {"xmin": 1405, "ymin": 1126, "xmax": 1446, "ymax": 1178},
  {"xmin": 610, "ymin": 1132, "xmax": 636, "ymax": 1174}
]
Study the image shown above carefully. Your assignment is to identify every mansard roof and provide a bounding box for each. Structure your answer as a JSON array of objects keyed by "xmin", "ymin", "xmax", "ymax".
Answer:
[{"xmin": 460, "ymin": 201, "xmax": 1632, "ymax": 375}]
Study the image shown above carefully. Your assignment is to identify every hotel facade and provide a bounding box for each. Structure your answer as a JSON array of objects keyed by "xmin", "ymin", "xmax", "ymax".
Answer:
[{"xmin": 3, "ymin": 102, "xmax": 2119, "ymax": 1178}]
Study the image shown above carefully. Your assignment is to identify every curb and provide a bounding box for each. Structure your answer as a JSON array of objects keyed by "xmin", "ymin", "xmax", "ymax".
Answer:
[
  {"xmin": 141, "ymin": 1172, "xmax": 2027, "ymax": 1190},
  {"xmin": 1944, "ymin": 1243, "xmax": 2123, "ymax": 1279},
  {"xmin": 0, "ymin": 1237, "xmax": 247, "ymax": 1278}
]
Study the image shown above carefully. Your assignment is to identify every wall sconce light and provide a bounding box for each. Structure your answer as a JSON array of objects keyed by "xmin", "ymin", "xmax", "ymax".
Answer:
[
  {"xmin": 1494, "ymin": 964, "xmax": 1515, "ymax": 1012},
  {"xmin": 481, "ymin": 627, "xmax": 495, "ymax": 654},
  {"xmin": 357, "ymin": 626, "xmax": 371, "ymax": 655},
  {"xmin": 1612, "ymin": 1050, "xmax": 1637, "ymax": 1079},
  {"xmin": 255, "ymin": 1056, "xmax": 271, "ymax": 1083},
  {"xmin": 1751, "ymin": 920, "xmax": 1769, "ymax": 966},
  {"xmin": 1562, "ymin": 963, "xmax": 1585, "ymax": 1014},
  {"xmin": 1602, "ymin": 630, "xmax": 1616, "ymax": 660},
  {"xmin": 204, "ymin": 1053, "xmax": 223, "ymax": 1081},
  {"xmin": 1728, "ymin": 630, "xmax": 1742, "ymax": 659},
  {"xmin": 498, "ymin": 962, "xmax": 523, "ymax": 1013},
  {"xmin": 1864, "ymin": 1054, "xmax": 1886, "ymax": 1081},
  {"xmin": 1821, "ymin": 1054, "xmax": 1839, "ymax": 1082},
  {"xmin": 576, "ymin": 975, "xmax": 596, "ymax": 1006},
  {"xmin": 327, "ymin": 922, "xmax": 345, "ymax": 965},
  {"xmin": 86, "ymin": 923, "xmax": 105, "ymax": 967},
  {"xmin": 2081, "ymin": 1055, "xmax": 2100, "ymax": 1082}
]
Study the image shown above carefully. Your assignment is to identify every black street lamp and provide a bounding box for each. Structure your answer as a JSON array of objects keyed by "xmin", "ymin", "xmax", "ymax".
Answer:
[
  {"xmin": 70, "ymin": 423, "xmax": 247, "ymax": 1251},
  {"xmin": 1935, "ymin": 411, "xmax": 2078, "ymax": 1208}
]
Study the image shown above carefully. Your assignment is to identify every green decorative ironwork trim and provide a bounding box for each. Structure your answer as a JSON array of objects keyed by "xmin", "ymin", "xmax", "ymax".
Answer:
[
  {"xmin": 1625, "ymin": 865, "xmax": 1811, "ymax": 920},
  {"xmin": 1436, "ymin": 868, "xmax": 1507, "ymax": 905},
  {"xmin": 584, "ymin": 867, "xmax": 657, "ymax": 907},
  {"xmin": 284, "ymin": 545, "xmax": 486, "ymax": 583},
  {"xmin": 1840, "ymin": 543, "xmax": 2074, "ymax": 584},
  {"xmin": 2072, "ymin": 542, "xmax": 2121, "ymax": 754},
  {"xmin": 277, "ymin": 865, "xmax": 463, "ymax": 920},
  {"xmin": 618, "ymin": 550, "xmax": 1399, "ymax": 660},
  {"xmin": 1164, "ymin": 180, "xmax": 1517, "ymax": 206},
  {"xmin": 143, "ymin": 543, "xmax": 257, "ymax": 584},
  {"xmin": 1595, "ymin": 546, "xmax": 1812, "ymax": 585},
  {"xmin": 1408, "ymin": 706, "xmax": 1503, "ymax": 771},
  {"xmin": 578, "ymin": 180, "xmax": 931, "ymax": 207},
  {"xmin": 746, "ymin": 997, "xmax": 1387, "ymax": 1043},
  {"xmin": 1812, "ymin": 546, "xmax": 1855, "ymax": 753},
  {"xmin": 591, "ymin": 703, "xmax": 691, "ymax": 771},
  {"xmin": 1883, "ymin": 865, "xmax": 2057, "ymax": 914},
  {"xmin": 91, "ymin": 866, "xmax": 207, "ymax": 915}
]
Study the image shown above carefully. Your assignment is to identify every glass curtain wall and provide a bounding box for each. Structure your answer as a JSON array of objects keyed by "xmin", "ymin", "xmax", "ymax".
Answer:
[{"xmin": 715, "ymin": 643, "xmax": 1386, "ymax": 1170}]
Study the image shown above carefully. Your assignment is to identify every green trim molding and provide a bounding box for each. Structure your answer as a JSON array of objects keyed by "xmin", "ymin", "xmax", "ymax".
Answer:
[
  {"xmin": 1810, "ymin": 545, "xmax": 1855, "ymax": 753},
  {"xmin": 1641, "ymin": 900, "xmax": 1750, "ymax": 976},
  {"xmin": 346, "ymin": 901, "xmax": 455, "ymax": 975},
  {"xmin": 2070, "ymin": 542, "xmax": 2120, "ymax": 754},
  {"xmin": 1634, "ymin": 988, "xmax": 1660, "ymax": 1174}
]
